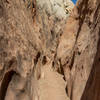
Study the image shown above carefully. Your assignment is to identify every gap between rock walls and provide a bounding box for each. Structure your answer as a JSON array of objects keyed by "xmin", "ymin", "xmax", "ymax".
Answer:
[{"xmin": 0, "ymin": 0, "xmax": 100, "ymax": 100}]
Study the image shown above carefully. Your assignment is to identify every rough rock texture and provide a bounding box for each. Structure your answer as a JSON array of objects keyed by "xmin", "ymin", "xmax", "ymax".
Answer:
[
  {"xmin": 57, "ymin": 0, "xmax": 100, "ymax": 100},
  {"xmin": 0, "ymin": 0, "xmax": 73, "ymax": 100},
  {"xmin": 0, "ymin": 0, "xmax": 100, "ymax": 100}
]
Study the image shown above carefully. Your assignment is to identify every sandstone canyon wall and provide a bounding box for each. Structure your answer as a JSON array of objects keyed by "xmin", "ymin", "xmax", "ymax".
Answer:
[{"xmin": 0, "ymin": 0, "xmax": 100, "ymax": 100}]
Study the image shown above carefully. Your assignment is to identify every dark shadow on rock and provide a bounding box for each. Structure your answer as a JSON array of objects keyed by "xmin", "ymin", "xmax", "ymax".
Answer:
[{"xmin": 81, "ymin": 29, "xmax": 100, "ymax": 100}]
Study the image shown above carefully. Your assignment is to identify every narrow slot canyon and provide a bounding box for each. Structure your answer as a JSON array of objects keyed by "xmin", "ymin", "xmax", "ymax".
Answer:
[{"xmin": 0, "ymin": 0, "xmax": 100, "ymax": 100}]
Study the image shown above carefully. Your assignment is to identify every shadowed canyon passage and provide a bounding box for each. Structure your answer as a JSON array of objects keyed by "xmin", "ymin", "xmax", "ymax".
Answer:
[{"xmin": 0, "ymin": 0, "xmax": 100, "ymax": 100}]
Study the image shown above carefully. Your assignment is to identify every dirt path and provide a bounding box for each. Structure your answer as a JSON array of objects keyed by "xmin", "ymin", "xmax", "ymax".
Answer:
[{"xmin": 38, "ymin": 64, "xmax": 70, "ymax": 100}]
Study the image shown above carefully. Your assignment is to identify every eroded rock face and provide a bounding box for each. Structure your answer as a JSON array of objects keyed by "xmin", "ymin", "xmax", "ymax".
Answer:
[
  {"xmin": 56, "ymin": 0, "xmax": 100, "ymax": 100},
  {"xmin": 0, "ymin": 0, "xmax": 100, "ymax": 100},
  {"xmin": 0, "ymin": 0, "xmax": 39, "ymax": 100},
  {"xmin": 0, "ymin": 0, "xmax": 73, "ymax": 100}
]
